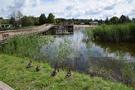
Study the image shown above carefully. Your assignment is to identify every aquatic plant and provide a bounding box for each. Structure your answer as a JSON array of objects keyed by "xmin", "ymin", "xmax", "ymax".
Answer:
[
  {"xmin": 1, "ymin": 34, "xmax": 54, "ymax": 60},
  {"xmin": 86, "ymin": 23, "xmax": 135, "ymax": 42}
]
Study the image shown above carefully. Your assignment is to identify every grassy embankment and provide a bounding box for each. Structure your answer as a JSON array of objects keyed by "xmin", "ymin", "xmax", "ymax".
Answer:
[
  {"xmin": 86, "ymin": 23, "xmax": 135, "ymax": 42},
  {"xmin": 0, "ymin": 54, "xmax": 134, "ymax": 90}
]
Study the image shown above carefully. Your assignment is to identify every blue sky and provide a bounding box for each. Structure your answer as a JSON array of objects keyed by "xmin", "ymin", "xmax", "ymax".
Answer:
[{"xmin": 0, "ymin": 0, "xmax": 135, "ymax": 19}]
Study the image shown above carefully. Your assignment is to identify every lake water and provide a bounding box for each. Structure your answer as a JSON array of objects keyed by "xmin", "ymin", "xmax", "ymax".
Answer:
[{"xmin": 40, "ymin": 27, "xmax": 135, "ymax": 85}]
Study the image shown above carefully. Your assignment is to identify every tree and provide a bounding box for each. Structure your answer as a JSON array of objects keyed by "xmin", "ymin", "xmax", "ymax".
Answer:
[
  {"xmin": 21, "ymin": 16, "xmax": 34, "ymax": 26},
  {"xmin": 10, "ymin": 11, "xmax": 23, "ymax": 21},
  {"xmin": 33, "ymin": 17, "xmax": 39, "ymax": 25},
  {"xmin": 98, "ymin": 19, "xmax": 104, "ymax": 25},
  {"xmin": 9, "ymin": 17, "xmax": 16, "ymax": 26},
  {"xmin": 16, "ymin": 11, "xmax": 23, "ymax": 20},
  {"xmin": 0, "ymin": 17, "xmax": 3, "ymax": 19},
  {"xmin": 39, "ymin": 14, "xmax": 46, "ymax": 25},
  {"xmin": 119, "ymin": 15, "xmax": 130, "ymax": 23},
  {"xmin": 47, "ymin": 13, "xmax": 55, "ymax": 23},
  {"xmin": 28, "ymin": 16, "xmax": 39, "ymax": 26},
  {"xmin": 110, "ymin": 16, "xmax": 119, "ymax": 24},
  {"xmin": 9, "ymin": 11, "xmax": 23, "ymax": 27},
  {"xmin": 132, "ymin": 18, "xmax": 135, "ymax": 23},
  {"xmin": 105, "ymin": 17, "xmax": 109, "ymax": 24}
]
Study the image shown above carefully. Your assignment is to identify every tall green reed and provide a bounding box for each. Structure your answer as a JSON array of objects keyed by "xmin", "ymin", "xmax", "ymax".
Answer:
[
  {"xmin": 1, "ymin": 34, "xmax": 54, "ymax": 59},
  {"xmin": 86, "ymin": 23, "xmax": 135, "ymax": 42}
]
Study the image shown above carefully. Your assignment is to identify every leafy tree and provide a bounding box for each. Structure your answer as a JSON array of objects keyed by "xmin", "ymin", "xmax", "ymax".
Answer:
[
  {"xmin": 110, "ymin": 16, "xmax": 119, "ymax": 24},
  {"xmin": 33, "ymin": 17, "xmax": 39, "ymax": 25},
  {"xmin": 105, "ymin": 17, "xmax": 109, "ymax": 24},
  {"xmin": 0, "ymin": 17, "xmax": 3, "ymax": 19},
  {"xmin": 0, "ymin": 19, "xmax": 9, "ymax": 24},
  {"xmin": 119, "ymin": 15, "xmax": 130, "ymax": 23},
  {"xmin": 47, "ymin": 13, "xmax": 55, "ymax": 23},
  {"xmin": 28, "ymin": 16, "xmax": 39, "ymax": 26},
  {"xmin": 21, "ymin": 16, "xmax": 34, "ymax": 26},
  {"xmin": 39, "ymin": 14, "xmax": 46, "ymax": 25},
  {"xmin": 98, "ymin": 19, "xmax": 104, "ymax": 25}
]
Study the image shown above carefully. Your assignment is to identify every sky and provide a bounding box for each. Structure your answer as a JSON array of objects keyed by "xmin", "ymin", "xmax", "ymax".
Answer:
[{"xmin": 0, "ymin": 0, "xmax": 135, "ymax": 19}]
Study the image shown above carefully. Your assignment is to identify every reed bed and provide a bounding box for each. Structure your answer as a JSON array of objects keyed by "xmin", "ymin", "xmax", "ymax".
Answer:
[
  {"xmin": 1, "ymin": 34, "xmax": 54, "ymax": 59},
  {"xmin": 86, "ymin": 23, "xmax": 135, "ymax": 42}
]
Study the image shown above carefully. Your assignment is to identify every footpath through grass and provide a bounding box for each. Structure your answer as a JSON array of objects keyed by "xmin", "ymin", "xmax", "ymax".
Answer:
[{"xmin": 0, "ymin": 54, "xmax": 133, "ymax": 90}]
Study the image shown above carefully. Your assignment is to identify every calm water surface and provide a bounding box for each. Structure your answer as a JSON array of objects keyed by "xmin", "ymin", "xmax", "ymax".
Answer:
[
  {"xmin": 40, "ymin": 27, "xmax": 135, "ymax": 84},
  {"xmin": 41, "ymin": 27, "xmax": 135, "ymax": 65}
]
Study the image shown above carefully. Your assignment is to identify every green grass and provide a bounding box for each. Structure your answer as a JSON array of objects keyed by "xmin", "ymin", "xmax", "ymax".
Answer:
[
  {"xmin": 1, "ymin": 34, "xmax": 54, "ymax": 59},
  {"xmin": 86, "ymin": 23, "xmax": 135, "ymax": 42},
  {"xmin": 0, "ymin": 54, "xmax": 134, "ymax": 90}
]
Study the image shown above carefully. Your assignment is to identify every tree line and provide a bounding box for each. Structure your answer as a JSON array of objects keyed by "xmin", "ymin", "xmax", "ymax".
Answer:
[
  {"xmin": 0, "ymin": 12, "xmax": 55, "ymax": 28},
  {"xmin": 14, "ymin": 13, "xmax": 55, "ymax": 27},
  {"xmin": 104, "ymin": 15, "xmax": 133, "ymax": 24},
  {"xmin": 1, "ymin": 12, "xmax": 135, "ymax": 29},
  {"xmin": 56, "ymin": 15, "xmax": 135, "ymax": 25}
]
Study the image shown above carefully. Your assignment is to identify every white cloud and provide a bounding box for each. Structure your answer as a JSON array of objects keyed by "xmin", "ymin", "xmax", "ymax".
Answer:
[{"xmin": 0, "ymin": 0, "xmax": 135, "ymax": 19}]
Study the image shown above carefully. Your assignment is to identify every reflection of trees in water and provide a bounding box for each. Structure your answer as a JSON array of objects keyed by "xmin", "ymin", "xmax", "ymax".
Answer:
[
  {"xmin": 40, "ymin": 30, "xmax": 135, "ymax": 87},
  {"xmin": 75, "ymin": 37, "xmax": 135, "ymax": 87},
  {"xmin": 85, "ymin": 40, "xmax": 135, "ymax": 61},
  {"xmin": 94, "ymin": 41, "xmax": 135, "ymax": 56},
  {"xmin": 42, "ymin": 38, "xmax": 79, "ymax": 69}
]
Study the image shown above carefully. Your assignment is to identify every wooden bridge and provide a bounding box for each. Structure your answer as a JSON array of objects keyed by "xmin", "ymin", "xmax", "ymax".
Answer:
[
  {"xmin": 0, "ymin": 24, "xmax": 96, "ymax": 45},
  {"xmin": 0, "ymin": 24, "xmax": 54, "ymax": 41}
]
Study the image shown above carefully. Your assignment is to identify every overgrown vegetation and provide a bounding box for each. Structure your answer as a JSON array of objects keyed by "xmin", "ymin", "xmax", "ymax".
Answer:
[
  {"xmin": 0, "ymin": 54, "xmax": 133, "ymax": 90},
  {"xmin": 1, "ymin": 34, "xmax": 54, "ymax": 60},
  {"xmin": 86, "ymin": 23, "xmax": 135, "ymax": 42}
]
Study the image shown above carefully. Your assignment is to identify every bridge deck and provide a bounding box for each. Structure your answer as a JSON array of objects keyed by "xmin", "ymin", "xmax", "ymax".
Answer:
[
  {"xmin": 0, "ymin": 24, "xmax": 53, "ymax": 41},
  {"xmin": 0, "ymin": 24, "xmax": 96, "ymax": 41}
]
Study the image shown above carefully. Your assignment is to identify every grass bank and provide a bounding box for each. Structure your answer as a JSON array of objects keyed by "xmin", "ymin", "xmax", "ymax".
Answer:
[
  {"xmin": 0, "ymin": 34, "xmax": 54, "ymax": 60},
  {"xmin": 86, "ymin": 23, "xmax": 135, "ymax": 42},
  {"xmin": 0, "ymin": 54, "xmax": 133, "ymax": 90}
]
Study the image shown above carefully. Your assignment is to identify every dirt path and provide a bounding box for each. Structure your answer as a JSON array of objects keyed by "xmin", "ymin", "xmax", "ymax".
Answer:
[{"xmin": 0, "ymin": 24, "xmax": 53, "ymax": 41}]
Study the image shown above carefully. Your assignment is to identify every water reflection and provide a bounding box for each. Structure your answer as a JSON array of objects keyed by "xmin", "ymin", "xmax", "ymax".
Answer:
[
  {"xmin": 40, "ymin": 27, "xmax": 135, "ymax": 68},
  {"xmin": 93, "ymin": 41, "xmax": 135, "ymax": 61},
  {"xmin": 40, "ymin": 27, "xmax": 135, "ymax": 86}
]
